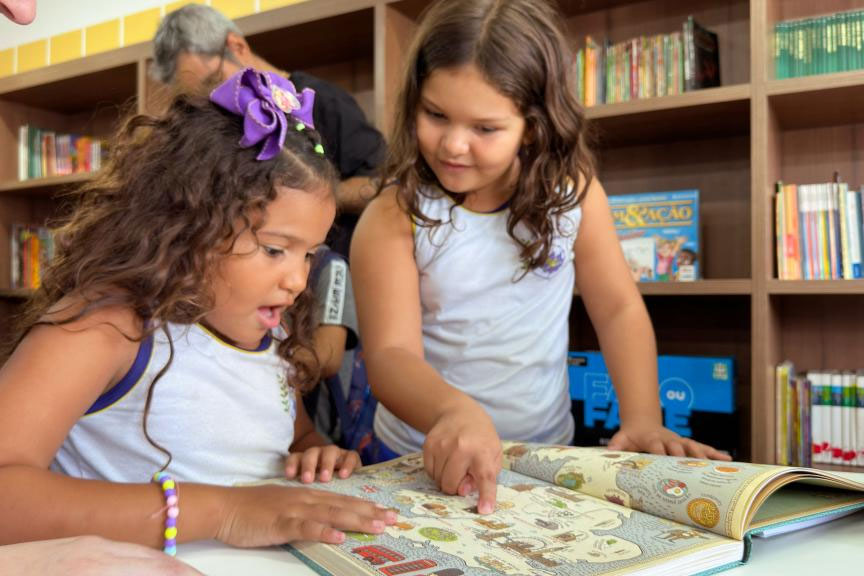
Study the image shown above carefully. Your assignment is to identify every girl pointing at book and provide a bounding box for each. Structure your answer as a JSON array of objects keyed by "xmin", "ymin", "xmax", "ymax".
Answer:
[
  {"xmin": 351, "ymin": 0, "xmax": 731, "ymax": 516},
  {"xmin": 0, "ymin": 69, "xmax": 396, "ymax": 551}
]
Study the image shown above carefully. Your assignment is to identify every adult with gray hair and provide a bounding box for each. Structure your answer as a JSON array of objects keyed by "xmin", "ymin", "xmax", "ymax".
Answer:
[{"xmin": 152, "ymin": 4, "xmax": 386, "ymax": 258}]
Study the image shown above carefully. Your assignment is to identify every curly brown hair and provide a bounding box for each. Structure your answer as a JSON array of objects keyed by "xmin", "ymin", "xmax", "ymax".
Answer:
[
  {"xmin": 5, "ymin": 93, "xmax": 336, "ymax": 464},
  {"xmin": 383, "ymin": 0, "xmax": 596, "ymax": 271}
]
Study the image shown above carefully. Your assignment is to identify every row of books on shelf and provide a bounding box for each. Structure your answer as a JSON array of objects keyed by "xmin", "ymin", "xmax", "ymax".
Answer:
[
  {"xmin": 574, "ymin": 16, "xmax": 720, "ymax": 106},
  {"xmin": 774, "ymin": 8, "xmax": 864, "ymax": 80},
  {"xmin": 17, "ymin": 125, "xmax": 103, "ymax": 181},
  {"xmin": 610, "ymin": 189, "xmax": 700, "ymax": 282},
  {"xmin": 774, "ymin": 179, "xmax": 864, "ymax": 280},
  {"xmin": 776, "ymin": 362, "xmax": 864, "ymax": 469},
  {"xmin": 10, "ymin": 224, "xmax": 54, "ymax": 290}
]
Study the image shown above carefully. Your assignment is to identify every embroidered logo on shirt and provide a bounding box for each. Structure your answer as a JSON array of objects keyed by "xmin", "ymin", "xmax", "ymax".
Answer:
[
  {"xmin": 278, "ymin": 371, "xmax": 295, "ymax": 418},
  {"xmin": 533, "ymin": 242, "xmax": 568, "ymax": 279}
]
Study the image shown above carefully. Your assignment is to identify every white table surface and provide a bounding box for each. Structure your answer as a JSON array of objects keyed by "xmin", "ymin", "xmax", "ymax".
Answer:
[{"xmin": 177, "ymin": 510, "xmax": 864, "ymax": 575}]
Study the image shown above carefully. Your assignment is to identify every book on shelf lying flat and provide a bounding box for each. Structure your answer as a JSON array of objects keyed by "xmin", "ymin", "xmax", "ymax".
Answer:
[{"xmin": 262, "ymin": 442, "xmax": 864, "ymax": 576}]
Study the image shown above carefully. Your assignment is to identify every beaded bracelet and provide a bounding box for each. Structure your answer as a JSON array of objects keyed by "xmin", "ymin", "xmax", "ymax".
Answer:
[{"xmin": 152, "ymin": 471, "xmax": 179, "ymax": 556}]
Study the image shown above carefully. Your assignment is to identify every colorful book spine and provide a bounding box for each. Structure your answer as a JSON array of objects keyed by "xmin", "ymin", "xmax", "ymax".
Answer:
[
  {"xmin": 775, "ymin": 9, "xmax": 864, "ymax": 79},
  {"xmin": 775, "ymin": 179, "xmax": 864, "ymax": 280}
]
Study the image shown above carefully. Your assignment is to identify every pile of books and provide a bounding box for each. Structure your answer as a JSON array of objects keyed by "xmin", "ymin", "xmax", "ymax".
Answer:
[
  {"xmin": 575, "ymin": 16, "xmax": 720, "ymax": 106},
  {"xmin": 10, "ymin": 224, "xmax": 54, "ymax": 290},
  {"xmin": 774, "ymin": 9, "xmax": 864, "ymax": 79},
  {"xmin": 774, "ymin": 179, "xmax": 863, "ymax": 280},
  {"xmin": 18, "ymin": 124, "xmax": 103, "ymax": 181},
  {"xmin": 776, "ymin": 362, "xmax": 864, "ymax": 468}
]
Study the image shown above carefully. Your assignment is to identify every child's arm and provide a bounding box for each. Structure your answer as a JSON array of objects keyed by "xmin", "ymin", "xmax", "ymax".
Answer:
[
  {"xmin": 351, "ymin": 188, "xmax": 501, "ymax": 514},
  {"xmin": 314, "ymin": 325, "xmax": 348, "ymax": 378},
  {"xmin": 0, "ymin": 536, "xmax": 203, "ymax": 575},
  {"xmin": 286, "ymin": 389, "xmax": 360, "ymax": 482},
  {"xmin": 0, "ymin": 306, "xmax": 393, "ymax": 547},
  {"xmin": 573, "ymin": 179, "xmax": 730, "ymax": 461}
]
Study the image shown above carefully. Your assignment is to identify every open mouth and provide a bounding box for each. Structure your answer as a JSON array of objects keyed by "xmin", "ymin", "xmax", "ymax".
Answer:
[{"xmin": 257, "ymin": 306, "xmax": 283, "ymax": 329}]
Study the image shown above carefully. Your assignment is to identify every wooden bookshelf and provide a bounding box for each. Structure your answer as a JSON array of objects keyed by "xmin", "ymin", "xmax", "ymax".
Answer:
[
  {"xmin": 0, "ymin": 288, "xmax": 30, "ymax": 299},
  {"xmin": 574, "ymin": 280, "xmax": 752, "ymax": 296},
  {"xmin": 0, "ymin": 173, "xmax": 93, "ymax": 196},
  {"xmin": 1, "ymin": 0, "xmax": 863, "ymax": 467},
  {"xmin": 768, "ymin": 280, "xmax": 864, "ymax": 295},
  {"xmin": 815, "ymin": 463, "xmax": 864, "ymax": 473}
]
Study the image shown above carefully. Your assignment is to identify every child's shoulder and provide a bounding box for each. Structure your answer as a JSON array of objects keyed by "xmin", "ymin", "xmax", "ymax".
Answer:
[
  {"xmin": 356, "ymin": 185, "xmax": 413, "ymax": 232},
  {"xmin": 40, "ymin": 295, "xmax": 145, "ymax": 346}
]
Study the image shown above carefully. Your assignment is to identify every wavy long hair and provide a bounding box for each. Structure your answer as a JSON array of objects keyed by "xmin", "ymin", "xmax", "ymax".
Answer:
[
  {"xmin": 5, "ymin": 94, "xmax": 335, "ymax": 465},
  {"xmin": 384, "ymin": 0, "xmax": 596, "ymax": 270}
]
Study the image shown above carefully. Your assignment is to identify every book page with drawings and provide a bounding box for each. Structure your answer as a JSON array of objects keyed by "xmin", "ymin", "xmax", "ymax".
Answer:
[
  {"xmin": 280, "ymin": 453, "xmax": 743, "ymax": 576},
  {"xmin": 502, "ymin": 443, "xmax": 864, "ymax": 540}
]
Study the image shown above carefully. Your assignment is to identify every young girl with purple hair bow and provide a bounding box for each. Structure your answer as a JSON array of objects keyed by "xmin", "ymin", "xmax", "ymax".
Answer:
[{"xmin": 0, "ymin": 68, "xmax": 396, "ymax": 553}]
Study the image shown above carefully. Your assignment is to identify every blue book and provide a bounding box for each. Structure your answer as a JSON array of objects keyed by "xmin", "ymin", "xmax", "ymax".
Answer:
[{"xmin": 608, "ymin": 189, "xmax": 700, "ymax": 282}]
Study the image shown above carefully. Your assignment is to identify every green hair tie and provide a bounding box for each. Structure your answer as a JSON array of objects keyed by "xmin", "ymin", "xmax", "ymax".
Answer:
[
  {"xmin": 295, "ymin": 122, "xmax": 305, "ymax": 131},
  {"xmin": 314, "ymin": 143, "xmax": 325, "ymax": 155}
]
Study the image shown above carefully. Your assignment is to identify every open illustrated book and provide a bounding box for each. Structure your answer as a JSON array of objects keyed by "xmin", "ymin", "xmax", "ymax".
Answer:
[{"xmin": 268, "ymin": 443, "xmax": 864, "ymax": 576}]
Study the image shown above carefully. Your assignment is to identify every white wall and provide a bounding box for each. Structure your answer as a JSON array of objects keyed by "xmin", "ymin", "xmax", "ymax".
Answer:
[{"xmin": 0, "ymin": 0, "xmax": 165, "ymax": 50}]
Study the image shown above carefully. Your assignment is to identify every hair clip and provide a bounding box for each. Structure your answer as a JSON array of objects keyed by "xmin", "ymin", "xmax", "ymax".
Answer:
[{"xmin": 210, "ymin": 68, "xmax": 317, "ymax": 161}]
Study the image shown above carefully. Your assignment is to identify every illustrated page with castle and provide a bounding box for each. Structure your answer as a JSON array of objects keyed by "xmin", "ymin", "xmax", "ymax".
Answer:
[
  {"xmin": 501, "ymin": 443, "xmax": 864, "ymax": 540},
  {"xmin": 283, "ymin": 453, "xmax": 743, "ymax": 576}
]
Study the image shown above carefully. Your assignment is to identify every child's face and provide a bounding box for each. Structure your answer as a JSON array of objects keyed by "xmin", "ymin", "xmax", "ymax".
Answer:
[
  {"xmin": 205, "ymin": 185, "xmax": 335, "ymax": 350},
  {"xmin": 416, "ymin": 63, "xmax": 526, "ymax": 209}
]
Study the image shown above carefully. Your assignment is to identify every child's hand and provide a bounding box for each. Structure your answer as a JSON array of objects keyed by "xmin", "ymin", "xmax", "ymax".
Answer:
[
  {"xmin": 607, "ymin": 423, "xmax": 732, "ymax": 461},
  {"xmin": 216, "ymin": 485, "xmax": 397, "ymax": 547},
  {"xmin": 423, "ymin": 403, "xmax": 502, "ymax": 515},
  {"xmin": 285, "ymin": 445, "xmax": 361, "ymax": 483}
]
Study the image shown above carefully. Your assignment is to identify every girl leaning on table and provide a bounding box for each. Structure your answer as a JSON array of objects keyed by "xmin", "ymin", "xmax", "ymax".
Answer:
[{"xmin": 0, "ymin": 68, "xmax": 396, "ymax": 554}]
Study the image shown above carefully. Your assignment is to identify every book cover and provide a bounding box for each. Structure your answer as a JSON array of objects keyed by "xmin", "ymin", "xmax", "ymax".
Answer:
[
  {"xmin": 567, "ymin": 352, "xmax": 737, "ymax": 457},
  {"xmin": 608, "ymin": 190, "xmax": 700, "ymax": 282},
  {"xmin": 683, "ymin": 16, "xmax": 720, "ymax": 91},
  {"xmin": 273, "ymin": 443, "xmax": 864, "ymax": 576}
]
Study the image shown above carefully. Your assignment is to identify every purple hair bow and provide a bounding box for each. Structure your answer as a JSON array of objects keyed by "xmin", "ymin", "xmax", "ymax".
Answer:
[{"xmin": 210, "ymin": 68, "xmax": 316, "ymax": 161}]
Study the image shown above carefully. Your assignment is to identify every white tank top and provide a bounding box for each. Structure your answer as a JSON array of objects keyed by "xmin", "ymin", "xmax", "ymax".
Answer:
[
  {"xmin": 374, "ymin": 188, "xmax": 582, "ymax": 454},
  {"xmin": 52, "ymin": 323, "xmax": 296, "ymax": 485}
]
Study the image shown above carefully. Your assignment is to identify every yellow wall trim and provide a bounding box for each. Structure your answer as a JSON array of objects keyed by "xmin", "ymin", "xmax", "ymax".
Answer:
[
  {"xmin": 85, "ymin": 19, "xmax": 121, "ymax": 56},
  {"xmin": 261, "ymin": 0, "xmax": 306, "ymax": 10},
  {"xmin": 2, "ymin": 0, "xmax": 313, "ymax": 77},
  {"xmin": 0, "ymin": 48, "xmax": 14, "ymax": 78},
  {"xmin": 211, "ymin": 0, "xmax": 256, "ymax": 20},
  {"xmin": 124, "ymin": 8, "xmax": 163, "ymax": 47},
  {"xmin": 17, "ymin": 39, "xmax": 48, "ymax": 73},
  {"xmin": 50, "ymin": 30, "xmax": 83, "ymax": 65}
]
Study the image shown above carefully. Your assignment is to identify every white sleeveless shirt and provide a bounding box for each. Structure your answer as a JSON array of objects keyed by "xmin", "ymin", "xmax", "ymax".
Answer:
[
  {"xmin": 374, "ymin": 189, "xmax": 582, "ymax": 454},
  {"xmin": 52, "ymin": 323, "xmax": 296, "ymax": 485}
]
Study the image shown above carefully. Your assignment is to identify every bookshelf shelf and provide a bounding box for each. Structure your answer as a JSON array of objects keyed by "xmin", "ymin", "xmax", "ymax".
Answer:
[
  {"xmin": 0, "ymin": 59, "xmax": 141, "ymax": 114},
  {"xmin": 587, "ymin": 84, "xmax": 750, "ymax": 119},
  {"xmin": 768, "ymin": 280, "xmax": 864, "ymax": 295},
  {"xmin": 639, "ymin": 279, "xmax": 752, "ymax": 296},
  {"xmin": 767, "ymin": 71, "xmax": 864, "ymax": 130},
  {"xmin": 573, "ymin": 280, "xmax": 752, "ymax": 297},
  {"xmin": 0, "ymin": 289, "xmax": 31, "ymax": 300},
  {"xmin": 814, "ymin": 463, "xmax": 864, "ymax": 473},
  {"xmin": 0, "ymin": 173, "xmax": 94, "ymax": 195},
  {"xmin": 587, "ymin": 84, "xmax": 751, "ymax": 146},
  {"xmin": 0, "ymin": 44, "xmax": 145, "ymax": 100}
]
